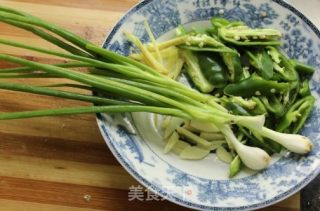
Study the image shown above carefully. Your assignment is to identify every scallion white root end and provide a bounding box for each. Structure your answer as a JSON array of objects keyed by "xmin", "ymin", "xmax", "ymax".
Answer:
[{"xmin": 260, "ymin": 127, "xmax": 313, "ymax": 154}]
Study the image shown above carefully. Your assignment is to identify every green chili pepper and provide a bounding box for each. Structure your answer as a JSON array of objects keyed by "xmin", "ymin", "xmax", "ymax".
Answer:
[
  {"xmin": 206, "ymin": 27, "xmax": 219, "ymax": 37},
  {"xmin": 221, "ymin": 51, "xmax": 243, "ymax": 82},
  {"xmin": 261, "ymin": 95, "xmax": 284, "ymax": 118},
  {"xmin": 278, "ymin": 80, "xmax": 300, "ymax": 119},
  {"xmin": 178, "ymin": 45, "xmax": 236, "ymax": 54},
  {"xmin": 299, "ymin": 79, "xmax": 311, "ymax": 97},
  {"xmin": 176, "ymin": 25, "xmax": 187, "ymax": 36},
  {"xmin": 224, "ymin": 101, "xmax": 250, "ymax": 116},
  {"xmin": 246, "ymin": 49, "xmax": 274, "ymax": 79},
  {"xmin": 179, "ymin": 34, "xmax": 236, "ymax": 54},
  {"xmin": 210, "ymin": 17, "xmax": 235, "ymax": 38},
  {"xmin": 291, "ymin": 59, "xmax": 315, "ymax": 75},
  {"xmin": 282, "ymin": 80, "xmax": 300, "ymax": 110},
  {"xmin": 211, "ymin": 18, "xmax": 282, "ymax": 46},
  {"xmin": 229, "ymin": 96, "xmax": 257, "ymax": 110},
  {"xmin": 271, "ymin": 72, "xmax": 282, "ymax": 81},
  {"xmin": 197, "ymin": 52, "xmax": 228, "ymax": 88},
  {"xmin": 211, "ymin": 87, "xmax": 225, "ymax": 97},
  {"xmin": 267, "ymin": 47, "xmax": 298, "ymax": 81},
  {"xmin": 239, "ymin": 66, "xmax": 251, "ymax": 81},
  {"xmin": 276, "ymin": 95, "xmax": 315, "ymax": 133},
  {"xmin": 224, "ymin": 74, "xmax": 290, "ymax": 97},
  {"xmin": 250, "ymin": 97, "xmax": 267, "ymax": 115},
  {"xmin": 211, "ymin": 17, "xmax": 232, "ymax": 28},
  {"xmin": 218, "ymin": 25, "xmax": 282, "ymax": 46},
  {"xmin": 182, "ymin": 50, "xmax": 214, "ymax": 93},
  {"xmin": 229, "ymin": 155, "xmax": 242, "ymax": 178}
]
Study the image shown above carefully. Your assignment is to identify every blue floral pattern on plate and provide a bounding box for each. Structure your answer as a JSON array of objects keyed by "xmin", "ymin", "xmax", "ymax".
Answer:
[{"xmin": 98, "ymin": 0, "xmax": 320, "ymax": 210}]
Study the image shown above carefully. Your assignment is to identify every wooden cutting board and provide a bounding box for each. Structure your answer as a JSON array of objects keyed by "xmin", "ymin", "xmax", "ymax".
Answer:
[{"xmin": 0, "ymin": 0, "xmax": 300, "ymax": 210}]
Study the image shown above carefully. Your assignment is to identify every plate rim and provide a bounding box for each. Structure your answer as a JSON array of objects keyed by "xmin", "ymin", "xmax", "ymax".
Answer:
[{"xmin": 97, "ymin": 0, "xmax": 320, "ymax": 210}]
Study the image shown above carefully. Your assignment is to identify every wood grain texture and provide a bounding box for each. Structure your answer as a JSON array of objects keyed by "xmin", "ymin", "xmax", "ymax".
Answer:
[{"xmin": 0, "ymin": 0, "xmax": 299, "ymax": 210}]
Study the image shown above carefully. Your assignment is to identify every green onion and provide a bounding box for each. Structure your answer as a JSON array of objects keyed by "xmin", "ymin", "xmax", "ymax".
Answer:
[{"xmin": 0, "ymin": 105, "xmax": 190, "ymax": 120}]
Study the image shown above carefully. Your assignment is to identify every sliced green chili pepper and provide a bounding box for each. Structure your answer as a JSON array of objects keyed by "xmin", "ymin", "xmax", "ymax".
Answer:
[
  {"xmin": 221, "ymin": 51, "xmax": 243, "ymax": 82},
  {"xmin": 210, "ymin": 17, "xmax": 238, "ymax": 39},
  {"xmin": 187, "ymin": 34, "xmax": 224, "ymax": 47},
  {"xmin": 229, "ymin": 155, "xmax": 242, "ymax": 178},
  {"xmin": 279, "ymin": 80, "xmax": 300, "ymax": 118},
  {"xmin": 291, "ymin": 59, "xmax": 315, "ymax": 75},
  {"xmin": 283, "ymin": 80, "xmax": 300, "ymax": 110},
  {"xmin": 224, "ymin": 101, "xmax": 250, "ymax": 116},
  {"xmin": 227, "ymin": 96, "xmax": 257, "ymax": 110},
  {"xmin": 271, "ymin": 72, "xmax": 282, "ymax": 81},
  {"xmin": 176, "ymin": 25, "xmax": 187, "ymax": 36},
  {"xmin": 210, "ymin": 18, "xmax": 245, "ymax": 40},
  {"xmin": 206, "ymin": 27, "xmax": 219, "ymax": 37},
  {"xmin": 181, "ymin": 50, "xmax": 214, "ymax": 93},
  {"xmin": 218, "ymin": 25, "xmax": 282, "ymax": 46},
  {"xmin": 239, "ymin": 66, "xmax": 251, "ymax": 80},
  {"xmin": 178, "ymin": 45, "xmax": 236, "ymax": 54},
  {"xmin": 276, "ymin": 95, "xmax": 315, "ymax": 133},
  {"xmin": 250, "ymin": 97, "xmax": 267, "ymax": 115},
  {"xmin": 246, "ymin": 49, "xmax": 273, "ymax": 79},
  {"xmin": 267, "ymin": 47, "xmax": 298, "ymax": 81},
  {"xmin": 175, "ymin": 32, "xmax": 236, "ymax": 53},
  {"xmin": 261, "ymin": 95, "xmax": 284, "ymax": 118},
  {"xmin": 224, "ymin": 74, "xmax": 290, "ymax": 97},
  {"xmin": 211, "ymin": 17, "xmax": 231, "ymax": 28},
  {"xmin": 197, "ymin": 52, "xmax": 228, "ymax": 88},
  {"xmin": 299, "ymin": 79, "xmax": 311, "ymax": 97},
  {"xmin": 211, "ymin": 87, "xmax": 225, "ymax": 97}
]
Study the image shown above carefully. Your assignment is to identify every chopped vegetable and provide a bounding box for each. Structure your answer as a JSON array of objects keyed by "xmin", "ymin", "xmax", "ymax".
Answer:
[
  {"xmin": 291, "ymin": 60, "xmax": 315, "ymax": 75},
  {"xmin": 179, "ymin": 146, "xmax": 210, "ymax": 160},
  {"xmin": 164, "ymin": 117, "xmax": 185, "ymax": 138},
  {"xmin": 261, "ymin": 95, "xmax": 284, "ymax": 117},
  {"xmin": 189, "ymin": 120, "xmax": 220, "ymax": 133},
  {"xmin": 181, "ymin": 50, "xmax": 214, "ymax": 93},
  {"xmin": 276, "ymin": 96, "xmax": 315, "ymax": 133},
  {"xmin": 176, "ymin": 127, "xmax": 212, "ymax": 148},
  {"xmin": 197, "ymin": 52, "xmax": 228, "ymax": 88},
  {"xmin": 299, "ymin": 80, "xmax": 311, "ymax": 97},
  {"xmin": 221, "ymin": 52, "xmax": 242, "ymax": 82},
  {"xmin": 267, "ymin": 46, "xmax": 298, "ymax": 81},
  {"xmin": 216, "ymin": 146, "xmax": 233, "ymax": 164},
  {"xmin": 246, "ymin": 49, "xmax": 274, "ymax": 79},
  {"xmin": 172, "ymin": 141, "xmax": 190, "ymax": 155},
  {"xmin": 164, "ymin": 131, "xmax": 180, "ymax": 154},
  {"xmin": 218, "ymin": 24, "xmax": 282, "ymax": 46},
  {"xmin": 229, "ymin": 155, "xmax": 242, "ymax": 178},
  {"xmin": 199, "ymin": 132, "xmax": 225, "ymax": 141},
  {"xmin": 224, "ymin": 75, "xmax": 290, "ymax": 97},
  {"xmin": 125, "ymin": 32, "xmax": 169, "ymax": 74}
]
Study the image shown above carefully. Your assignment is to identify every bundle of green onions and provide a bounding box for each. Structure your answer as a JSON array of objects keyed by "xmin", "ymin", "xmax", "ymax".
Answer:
[{"xmin": 0, "ymin": 6, "xmax": 314, "ymax": 177}]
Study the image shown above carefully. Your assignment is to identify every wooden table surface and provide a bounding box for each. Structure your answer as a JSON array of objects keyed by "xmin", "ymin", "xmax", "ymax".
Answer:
[{"xmin": 0, "ymin": 0, "xmax": 301, "ymax": 210}]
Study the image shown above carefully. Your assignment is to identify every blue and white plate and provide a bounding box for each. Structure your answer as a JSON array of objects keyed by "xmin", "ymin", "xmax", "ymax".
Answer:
[{"xmin": 97, "ymin": 0, "xmax": 320, "ymax": 210}]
